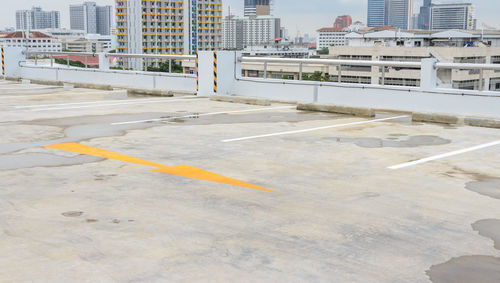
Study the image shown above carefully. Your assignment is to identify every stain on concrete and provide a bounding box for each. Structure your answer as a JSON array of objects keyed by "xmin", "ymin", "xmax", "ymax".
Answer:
[
  {"xmin": 62, "ymin": 211, "xmax": 83, "ymax": 217},
  {"xmin": 112, "ymin": 219, "xmax": 120, "ymax": 224},
  {"xmin": 427, "ymin": 255, "xmax": 500, "ymax": 283},
  {"xmin": 466, "ymin": 178, "xmax": 500, "ymax": 200},
  {"xmin": 472, "ymin": 219, "xmax": 500, "ymax": 250},
  {"xmin": 86, "ymin": 219, "xmax": 98, "ymax": 223},
  {"xmin": 0, "ymin": 153, "xmax": 102, "ymax": 170},
  {"xmin": 326, "ymin": 135, "xmax": 450, "ymax": 148}
]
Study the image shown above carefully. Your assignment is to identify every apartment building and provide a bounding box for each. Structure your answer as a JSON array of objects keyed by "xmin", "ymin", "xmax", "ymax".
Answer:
[
  {"xmin": 16, "ymin": 7, "xmax": 61, "ymax": 30},
  {"xmin": 222, "ymin": 15, "xmax": 280, "ymax": 50},
  {"xmin": 70, "ymin": 2, "xmax": 113, "ymax": 36},
  {"xmin": 116, "ymin": 0, "xmax": 222, "ymax": 69}
]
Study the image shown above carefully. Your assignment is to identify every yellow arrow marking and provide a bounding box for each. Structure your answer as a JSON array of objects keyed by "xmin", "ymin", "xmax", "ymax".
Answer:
[{"xmin": 44, "ymin": 143, "xmax": 275, "ymax": 192}]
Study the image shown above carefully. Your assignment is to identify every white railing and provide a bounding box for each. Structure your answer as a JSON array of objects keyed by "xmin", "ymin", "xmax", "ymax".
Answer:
[
  {"xmin": 24, "ymin": 51, "xmax": 196, "ymax": 73},
  {"xmin": 240, "ymin": 56, "xmax": 500, "ymax": 91}
]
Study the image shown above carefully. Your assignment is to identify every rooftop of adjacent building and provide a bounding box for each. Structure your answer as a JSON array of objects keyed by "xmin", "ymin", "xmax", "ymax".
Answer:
[{"xmin": 1, "ymin": 31, "xmax": 53, "ymax": 39}]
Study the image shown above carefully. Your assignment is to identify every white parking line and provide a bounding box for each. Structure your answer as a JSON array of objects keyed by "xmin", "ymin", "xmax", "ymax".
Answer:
[
  {"xmin": 111, "ymin": 105, "xmax": 296, "ymax": 125},
  {"xmin": 222, "ymin": 115, "xmax": 409, "ymax": 143},
  {"xmin": 14, "ymin": 97, "xmax": 194, "ymax": 109},
  {"xmin": 388, "ymin": 140, "xmax": 500, "ymax": 170},
  {"xmin": 31, "ymin": 98, "xmax": 198, "ymax": 111}
]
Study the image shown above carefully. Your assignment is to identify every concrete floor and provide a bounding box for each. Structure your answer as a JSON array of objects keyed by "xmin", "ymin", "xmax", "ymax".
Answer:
[{"xmin": 1, "ymin": 80, "xmax": 500, "ymax": 282}]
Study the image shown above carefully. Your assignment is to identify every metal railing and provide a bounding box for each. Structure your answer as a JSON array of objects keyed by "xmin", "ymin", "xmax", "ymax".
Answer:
[
  {"xmin": 25, "ymin": 51, "xmax": 97, "ymax": 68},
  {"xmin": 24, "ymin": 51, "xmax": 196, "ymax": 73},
  {"xmin": 105, "ymin": 53, "xmax": 196, "ymax": 72},
  {"xmin": 436, "ymin": 62, "xmax": 500, "ymax": 91},
  {"xmin": 240, "ymin": 57, "xmax": 500, "ymax": 91},
  {"xmin": 241, "ymin": 57, "xmax": 421, "ymax": 85}
]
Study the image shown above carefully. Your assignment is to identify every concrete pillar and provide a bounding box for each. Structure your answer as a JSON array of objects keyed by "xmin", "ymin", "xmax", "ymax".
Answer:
[
  {"xmin": 420, "ymin": 58, "xmax": 437, "ymax": 91},
  {"xmin": 371, "ymin": 55, "xmax": 379, "ymax": 85},
  {"xmin": 197, "ymin": 51, "xmax": 240, "ymax": 97},
  {"xmin": 98, "ymin": 53, "xmax": 109, "ymax": 71},
  {"xmin": 2, "ymin": 47, "xmax": 24, "ymax": 77},
  {"xmin": 484, "ymin": 56, "xmax": 491, "ymax": 91}
]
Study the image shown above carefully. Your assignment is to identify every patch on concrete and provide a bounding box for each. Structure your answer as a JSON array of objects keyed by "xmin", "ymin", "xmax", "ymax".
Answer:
[
  {"xmin": 62, "ymin": 211, "xmax": 83, "ymax": 217},
  {"xmin": 327, "ymin": 135, "xmax": 450, "ymax": 148},
  {"xmin": 466, "ymin": 178, "xmax": 500, "ymax": 200},
  {"xmin": 426, "ymin": 256, "xmax": 500, "ymax": 283},
  {"xmin": 0, "ymin": 153, "xmax": 102, "ymax": 170},
  {"xmin": 472, "ymin": 219, "xmax": 500, "ymax": 250}
]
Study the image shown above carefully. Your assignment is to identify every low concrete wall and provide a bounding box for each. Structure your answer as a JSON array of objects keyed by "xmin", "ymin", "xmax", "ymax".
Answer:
[
  {"xmin": 232, "ymin": 78, "xmax": 500, "ymax": 119},
  {"xmin": 19, "ymin": 65, "xmax": 196, "ymax": 93}
]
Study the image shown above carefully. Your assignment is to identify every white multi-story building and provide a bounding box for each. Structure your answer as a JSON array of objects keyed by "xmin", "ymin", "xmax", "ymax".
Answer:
[
  {"xmin": 16, "ymin": 7, "xmax": 61, "ymax": 30},
  {"xmin": 223, "ymin": 15, "xmax": 281, "ymax": 50},
  {"xmin": 316, "ymin": 27, "xmax": 348, "ymax": 50},
  {"xmin": 116, "ymin": 0, "xmax": 222, "ymax": 69},
  {"xmin": 70, "ymin": 2, "xmax": 113, "ymax": 36},
  {"xmin": 0, "ymin": 31, "xmax": 62, "ymax": 52},
  {"xmin": 430, "ymin": 3, "xmax": 476, "ymax": 30}
]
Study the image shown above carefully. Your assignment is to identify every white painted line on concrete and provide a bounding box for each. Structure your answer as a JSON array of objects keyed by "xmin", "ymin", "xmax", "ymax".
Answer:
[
  {"xmin": 388, "ymin": 140, "xmax": 500, "ymax": 170},
  {"xmin": 111, "ymin": 105, "xmax": 296, "ymax": 125},
  {"xmin": 14, "ymin": 97, "xmax": 194, "ymax": 109},
  {"xmin": 31, "ymin": 98, "xmax": 196, "ymax": 111},
  {"xmin": 222, "ymin": 115, "xmax": 410, "ymax": 143}
]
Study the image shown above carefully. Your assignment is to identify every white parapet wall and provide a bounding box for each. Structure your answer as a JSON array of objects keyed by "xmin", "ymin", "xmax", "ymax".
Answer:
[
  {"xmin": 5, "ymin": 48, "xmax": 500, "ymax": 119},
  {"xmin": 210, "ymin": 51, "xmax": 500, "ymax": 119},
  {"xmin": 19, "ymin": 65, "xmax": 196, "ymax": 92}
]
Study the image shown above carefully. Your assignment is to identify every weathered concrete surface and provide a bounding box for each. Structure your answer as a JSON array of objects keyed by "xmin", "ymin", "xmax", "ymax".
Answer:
[
  {"xmin": 465, "ymin": 117, "xmax": 500, "ymax": 129},
  {"xmin": 210, "ymin": 95, "xmax": 271, "ymax": 106},
  {"xmin": 1, "ymin": 81, "xmax": 500, "ymax": 282},
  {"xmin": 412, "ymin": 112, "xmax": 464, "ymax": 125},
  {"xmin": 297, "ymin": 103, "xmax": 375, "ymax": 117}
]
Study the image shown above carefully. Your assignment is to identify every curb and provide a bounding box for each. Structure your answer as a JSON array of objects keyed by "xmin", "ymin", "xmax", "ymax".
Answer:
[
  {"xmin": 127, "ymin": 88, "xmax": 174, "ymax": 97},
  {"xmin": 210, "ymin": 95, "xmax": 271, "ymax": 106},
  {"xmin": 297, "ymin": 103, "xmax": 375, "ymax": 117}
]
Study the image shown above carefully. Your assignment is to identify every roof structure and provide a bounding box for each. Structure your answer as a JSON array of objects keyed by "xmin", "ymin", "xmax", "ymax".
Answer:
[{"xmin": 2, "ymin": 31, "xmax": 53, "ymax": 39}]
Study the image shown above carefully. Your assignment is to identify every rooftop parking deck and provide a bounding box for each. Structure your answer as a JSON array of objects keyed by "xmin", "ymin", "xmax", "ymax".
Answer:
[{"xmin": 1, "ymin": 80, "xmax": 500, "ymax": 282}]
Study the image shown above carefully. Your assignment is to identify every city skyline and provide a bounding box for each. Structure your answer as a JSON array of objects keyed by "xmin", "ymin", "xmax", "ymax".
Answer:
[{"xmin": 1, "ymin": 0, "xmax": 500, "ymax": 36}]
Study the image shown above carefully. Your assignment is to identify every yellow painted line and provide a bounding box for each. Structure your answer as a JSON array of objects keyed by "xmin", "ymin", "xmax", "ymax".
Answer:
[{"xmin": 44, "ymin": 143, "xmax": 275, "ymax": 192}]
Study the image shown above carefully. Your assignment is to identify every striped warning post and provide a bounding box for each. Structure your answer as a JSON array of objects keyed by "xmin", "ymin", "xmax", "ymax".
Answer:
[
  {"xmin": 1, "ymin": 46, "xmax": 4, "ymax": 76},
  {"xmin": 196, "ymin": 51, "xmax": 199, "ymax": 92},
  {"xmin": 213, "ymin": 51, "xmax": 217, "ymax": 93}
]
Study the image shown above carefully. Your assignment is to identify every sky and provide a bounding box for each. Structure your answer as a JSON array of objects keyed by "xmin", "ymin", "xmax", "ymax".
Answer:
[{"xmin": 2, "ymin": 0, "xmax": 499, "ymax": 36}]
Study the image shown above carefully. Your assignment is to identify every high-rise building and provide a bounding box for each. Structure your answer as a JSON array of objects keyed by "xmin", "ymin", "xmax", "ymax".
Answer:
[
  {"xmin": 418, "ymin": 0, "xmax": 432, "ymax": 30},
  {"xmin": 16, "ymin": 7, "xmax": 61, "ymax": 30},
  {"xmin": 70, "ymin": 2, "xmax": 112, "ymax": 35},
  {"xmin": 223, "ymin": 15, "xmax": 280, "ymax": 50},
  {"xmin": 334, "ymin": 15, "xmax": 352, "ymax": 29},
  {"xmin": 244, "ymin": 0, "xmax": 271, "ymax": 17},
  {"xmin": 387, "ymin": 0, "xmax": 412, "ymax": 30},
  {"xmin": 430, "ymin": 3, "xmax": 476, "ymax": 30},
  {"xmin": 116, "ymin": 0, "xmax": 223, "ymax": 69},
  {"xmin": 367, "ymin": 0, "xmax": 387, "ymax": 27},
  {"xmin": 96, "ymin": 6, "xmax": 113, "ymax": 36}
]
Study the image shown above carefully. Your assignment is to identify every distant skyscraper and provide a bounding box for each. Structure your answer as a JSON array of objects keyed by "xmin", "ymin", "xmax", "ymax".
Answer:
[
  {"xmin": 387, "ymin": 0, "xmax": 412, "ymax": 30},
  {"xmin": 430, "ymin": 3, "xmax": 476, "ymax": 30},
  {"xmin": 334, "ymin": 15, "xmax": 352, "ymax": 29},
  {"xmin": 367, "ymin": 0, "xmax": 387, "ymax": 27},
  {"xmin": 96, "ymin": 6, "xmax": 112, "ymax": 36},
  {"xmin": 418, "ymin": 0, "xmax": 432, "ymax": 30},
  {"xmin": 70, "ymin": 2, "xmax": 111, "ymax": 35},
  {"xmin": 16, "ymin": 7, "xmax": 60, "ymax": 30},
  {"xmin": 244, "ymin": 0, "xmax": 271, "ymax": 17}
]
